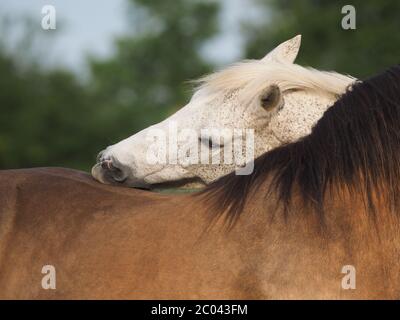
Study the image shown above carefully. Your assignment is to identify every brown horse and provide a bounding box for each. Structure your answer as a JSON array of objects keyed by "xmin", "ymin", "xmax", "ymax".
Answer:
[{"xmin": 1, "ymin": 66, "xmax": 400, "ymax": 299}]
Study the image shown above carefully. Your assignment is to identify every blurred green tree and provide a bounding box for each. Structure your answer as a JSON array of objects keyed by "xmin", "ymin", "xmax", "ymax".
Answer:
[
  {"xmin": 0, "ymin": 51, "xmax": 97, "ymax": 169},
  {"xmin": 88, "ymin": 0, "xmax": 219, "ymax": 152},
  {"xmin": 244, "ymin": 0, "xmax": 400, "ymax": 78},
  {"xmin": 0, "ymin": 0, "xmax": 220, "ymax": 170}
]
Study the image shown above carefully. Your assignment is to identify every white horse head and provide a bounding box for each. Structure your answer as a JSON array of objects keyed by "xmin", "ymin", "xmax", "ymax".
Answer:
[{"xmin": 92, "ymin": 35, "xmax": 356, "ymax": 188}]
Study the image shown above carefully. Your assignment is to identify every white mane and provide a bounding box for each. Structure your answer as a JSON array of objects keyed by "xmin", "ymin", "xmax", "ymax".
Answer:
[{"xmin": 194, "ymin": 60, "xmax": 357, "ymax": 101}]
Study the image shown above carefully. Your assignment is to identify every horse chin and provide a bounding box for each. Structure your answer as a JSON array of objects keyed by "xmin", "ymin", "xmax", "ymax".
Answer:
[
  {"xmin": 92, "ymin": 163, "xmax": 206, "ymax": 191},
  {"xmin": 91, "ymin": 163, "xmax": 150, "ymax": 189},
  {"xmin": 151, "ymin": 177, "xmax": 206, "ymax": 192}
]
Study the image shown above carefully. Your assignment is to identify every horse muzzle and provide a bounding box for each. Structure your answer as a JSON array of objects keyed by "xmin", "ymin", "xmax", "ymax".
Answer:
[{"xmin": 91, "ymin": 156, "xmax": 129, "ymax": 185}]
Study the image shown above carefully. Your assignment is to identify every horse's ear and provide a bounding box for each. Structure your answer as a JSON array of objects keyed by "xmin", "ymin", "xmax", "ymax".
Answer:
[{"xmin": 261, "ymin": 35, "xmax": 301, "ymax": 64}]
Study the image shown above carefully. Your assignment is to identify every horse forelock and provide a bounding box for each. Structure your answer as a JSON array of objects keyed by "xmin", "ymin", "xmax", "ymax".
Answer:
[{"xmin": 199, "ymin": 65, "xmax": 400, "ymax": 227}]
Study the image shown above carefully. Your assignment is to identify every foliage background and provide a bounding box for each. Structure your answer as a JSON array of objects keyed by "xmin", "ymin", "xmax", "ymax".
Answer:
[{"xmin": 0, "ymin": 0, "xmax": 399, "ymax": 171}]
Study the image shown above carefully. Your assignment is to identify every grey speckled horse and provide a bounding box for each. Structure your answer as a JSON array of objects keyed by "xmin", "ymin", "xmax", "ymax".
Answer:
[{"xmin": 92, "ymin": 35, "xmax": 355, "ymax": 189}]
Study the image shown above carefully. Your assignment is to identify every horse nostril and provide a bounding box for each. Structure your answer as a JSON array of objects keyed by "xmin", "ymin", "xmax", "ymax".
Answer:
[
  {"xmin": 101, "ymin": 159, "xmax": 113, "ymax": 170},
  {"xmin": 100, "ymin": 159, "xmax": 127, "ymax": 183}
]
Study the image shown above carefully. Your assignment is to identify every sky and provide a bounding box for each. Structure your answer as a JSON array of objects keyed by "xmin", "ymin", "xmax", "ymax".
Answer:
[{"xmin": 0, "ymin": 0, "xmax": 264, "ymax": 73}]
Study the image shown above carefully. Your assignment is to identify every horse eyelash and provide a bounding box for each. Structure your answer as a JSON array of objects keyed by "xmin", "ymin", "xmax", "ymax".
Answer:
[{"xmin": 199, "ymin": 136, "xmax": 223, "ymax": 149}]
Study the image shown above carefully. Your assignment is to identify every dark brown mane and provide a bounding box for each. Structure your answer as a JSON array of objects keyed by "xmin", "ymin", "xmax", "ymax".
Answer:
[{"xmin": 200, "ymin": 65, "xmax": 400, "ymax": 225}]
